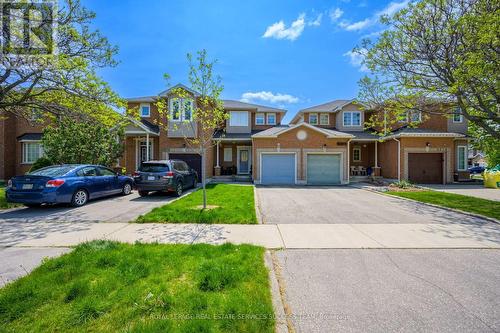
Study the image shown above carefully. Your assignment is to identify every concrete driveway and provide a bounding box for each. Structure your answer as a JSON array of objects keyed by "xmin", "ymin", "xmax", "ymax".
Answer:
[
  {"xmin": 424, "ymin": 184, "xmax": 500, "ymax": 201},
  {"xmin": 275, "ymin": 249, "xmax": 500, "ymax": 333},
  {"xmin": 256, "ymin": 186, "xmax": 492, "ymax": 225},
  {"xmin": 0, "ymin": 191, "xmax": 185, "ymax": 223}
]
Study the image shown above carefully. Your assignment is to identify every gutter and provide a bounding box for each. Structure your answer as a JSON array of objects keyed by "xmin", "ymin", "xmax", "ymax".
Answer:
[{"xmin": 347, "ymin": 139, "xmax": 352, "ymax": 184}]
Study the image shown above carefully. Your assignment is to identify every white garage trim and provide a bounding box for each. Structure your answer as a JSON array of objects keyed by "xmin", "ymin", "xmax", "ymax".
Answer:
[
  {"xmin": 258, "ymin": 152, "xmax": 297, "ymax": 185},
  {"xmin": 305, "ymin": 152, "xmax": 344, "ymax": 185}
]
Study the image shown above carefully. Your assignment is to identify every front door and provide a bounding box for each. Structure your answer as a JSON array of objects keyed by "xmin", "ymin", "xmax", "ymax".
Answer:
[
  {"xmin": 238, "ymin": 148, "xmax": 250, "ymax": 174},
  {"xmin": 138, "ymin": 141, "xmax": 153, "ymax": 168}
]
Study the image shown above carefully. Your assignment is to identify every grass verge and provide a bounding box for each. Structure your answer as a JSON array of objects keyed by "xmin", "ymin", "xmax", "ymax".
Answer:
[
  {"xmin": 0, "ymin": 241, "xmax": 274, "ymax": 333},
  {"xmin": 0, "ymin": 187, "xmax": 20, "ymax": 210},
  {"xmin": 137, "ymin": 184, "xmax": 257, "ymax": 224},
  {"xmin": 387, "ymin": 190, "xmax": 500, "ymax": 220}
]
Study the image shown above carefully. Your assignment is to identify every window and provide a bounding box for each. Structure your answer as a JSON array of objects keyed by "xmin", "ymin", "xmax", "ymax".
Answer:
[
  {"xmin": 453, "ymin": 108, "xmax": 463, "ymax": 123},
  {"xmin": 140, "ymin": 103, "xmax": 150, "ymax": 117},
  {"xmin": 98, "ymin": 167, "xmax": 116, "ymax": 176},
  {"xmin": 77, "ymin": 167, "xmax": 97, "ymax": 177},
  {"xmin": 255, "ymin": 113, "xmax": 265, "ymax": 125},
  {"xmin": 407, "ymin": 110, "xmax": 422, "ymax": 123},
  {"xmin": 343, "ymin": 111, "xmax": 361, "ymax": 126},
  {"xmin": 353, "ymin": 147, "xmax": 361, "ymax": 162},
  {"xmin": 320, "ymin": 113, "xmax": 329, "ymax": 125},
  {"xmin": 224, "ymin": 148, "xmax": 232, "ymax": 162},
  {"xmin": 457, "ymin": 146, "xmax": 467, "ymax": 171},
  {"xmin": 309, "ymin": 113, "xmax": 318, "ymax": 125},
  {"xmin": 183, "ymin": 99, "xmax": 193, "ymax": 121},
  {"xmin": 139, "ymin": 163, "xmax": 169, "ymax": 173},
  {"xmin": 266, "ymin": 113, "xmax": 276, "ymax": 125},
  {"xmin": 22, "ymin": 142, "xmax": 43, "ymax": 164},
  {"xmin": 229, "ymin": 111, "xmax": 248, "ymax": 126},
  {"xmin": 170, "ymin": 98, "xmax": 181, "ymax": 121}
]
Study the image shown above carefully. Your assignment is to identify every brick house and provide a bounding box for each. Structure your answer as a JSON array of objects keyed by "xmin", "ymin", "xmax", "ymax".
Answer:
[{"xmin": 0, "ymin": 85, "xmax": 469, "ymax": 185}]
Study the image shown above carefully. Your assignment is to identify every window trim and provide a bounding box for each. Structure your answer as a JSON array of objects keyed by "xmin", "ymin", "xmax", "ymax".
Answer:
[
  {"xmin": 140, "ymin": 103, "xmax": 151, "ymax": 118},
  {"xmin": 319, "ymin": 113, "xmax": 329, "ymax": 125},
  {"xmin": 453, "ymin": 113, "xmax": 463, "ymax": 123},
  {"xmin": 255, "ymin": 113, "xmax": 265, "ymax": 125},
  {"xmin": 229, "ymin": 111, "xmax": 249, "ymax": 127},
  {"xmin": 183, "ymin": 99, "xmax": 193, "ymax": 121},
  {"xmin": 169, "ymin": 98, "xmax": 181, "ymax": 122},
  {"xmin": 406, "ymin": 110, "xmax": 422, "ymax": 123},
  {"xmin": 353, "ymin": 147, "xmax": 362, "ymax": 162},
  {"xmin": 266, "ymin": 113, "xmax": 276, "ymax": 125},
  {"xmin": 21, "ymin": 141, "xmax": 44, "ymax": 164},
  {"xmin": 343, "ymin": 111, "xmax": 361, "ymax": 127},
  {"xmin": 223, "ymin": 147, "xmax": 232, "ymax": 162},
  {"xmin": 457, "ymin": 145, "xmax": 467, "ymax": 171},
  {"xmin": 309, "ymin": 113, "xmax": 318, "ymax": 125}
]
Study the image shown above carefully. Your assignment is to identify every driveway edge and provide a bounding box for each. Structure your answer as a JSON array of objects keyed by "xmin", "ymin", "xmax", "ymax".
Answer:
[
  {"xmin": 254, "ymin": 186, "xmax": 263, "ymax": 224},
  {"xmin": 358, "ymin": 186, "xmax": 500, "ymax": 225},
  {"xmin": 265, "ymin": 251, "xmax": 292, "ymax": 333}
]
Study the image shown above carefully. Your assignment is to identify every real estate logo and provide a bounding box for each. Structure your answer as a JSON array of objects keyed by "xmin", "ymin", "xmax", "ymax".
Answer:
[{"xmin": 0, "ymin": 0, "xmax": 57, "ymax": 67}]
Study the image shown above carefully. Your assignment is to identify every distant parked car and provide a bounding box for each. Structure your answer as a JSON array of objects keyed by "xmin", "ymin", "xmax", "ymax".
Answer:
[
  {"xmin": 133, "ymin": 160, "xmax": 198, "ymax": 197},
  {"xmin": 468, "ymin": 166, "xmax": 486, "ymax": 174},
  {"xmin": 6, "ymin": 165, "xmax": 134, "ymax": 207}
]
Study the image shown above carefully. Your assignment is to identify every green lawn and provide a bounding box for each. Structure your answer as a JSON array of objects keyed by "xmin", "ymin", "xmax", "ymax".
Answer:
[
  {"xmin": 137, "ymin": 184, "xmax": 257, "ymax": 224},
  {"xmin": 387, "ymin": 190, "xmax": 500, "ymax": 220},
  {"xmin": 0, "ymin": 187, "xmax": 19, "ymax": 209},
  {"xmin": 0, "ymin": 241, "xmax": 274, "ymax": 333}
]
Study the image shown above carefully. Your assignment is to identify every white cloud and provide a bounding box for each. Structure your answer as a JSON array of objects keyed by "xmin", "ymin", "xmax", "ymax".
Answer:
[
  {"xmin": 308, "ymin": 13, "xmax": 323, "ymax": 26},
  {"xmin": 339, "ymin": 0, "xmax": 409, "ymax": 32},
  {"xmin": 329, "ymin": 8, "xmax": 343, "ymax": 22},
  {"xmin": 263, "ymin": 14, "xmax": 306, "ymax": 41},
  {"xmin": 241, "ymin": 91, "xmax": 299, "ymax": 104},
  {"xmin": 344, "ymin": 49, "xmax": 369, "ymax": 72}
]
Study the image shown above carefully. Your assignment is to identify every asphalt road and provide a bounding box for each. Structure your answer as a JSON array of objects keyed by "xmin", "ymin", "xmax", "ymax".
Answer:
[{"xmin": 275, "ymin": 249, "xmax": 500, "ymax": 333}]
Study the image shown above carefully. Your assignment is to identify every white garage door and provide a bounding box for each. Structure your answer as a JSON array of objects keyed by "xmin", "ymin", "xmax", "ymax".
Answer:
[
  {"xmin": 307, "ymin": 154, "xmax": 341, "ymax": 185},
  {"xmin": 261, "ymin": 154, "xmax": 295, "ymax": 185}
]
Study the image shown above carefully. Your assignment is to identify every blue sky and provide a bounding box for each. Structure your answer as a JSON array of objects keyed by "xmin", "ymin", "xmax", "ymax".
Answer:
[{"xmin": 84, "ymin": 0, "xmax": 408, "ymax": 123}]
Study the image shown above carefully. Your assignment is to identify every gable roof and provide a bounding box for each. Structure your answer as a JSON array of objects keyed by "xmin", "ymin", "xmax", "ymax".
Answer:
[
  {"xmin": 158, "ymin": 83, "xmax": 200, "ymax": 97},
  {"xmin": 124, "ymin": 117, "xmax": 160, "ymax": 135},
  {"xmin": 223, "ymin": 100, "xmax": 287, "ymax": 113},
  {"xmin": 252, "ymin": 122, "xmax": 354, "ymax": 139}
]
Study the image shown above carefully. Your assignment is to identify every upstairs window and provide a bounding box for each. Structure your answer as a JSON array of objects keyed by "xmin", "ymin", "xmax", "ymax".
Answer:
[
  {"xmin": 170, "ymin": 98, "xmax": 181, "ymax": 121},
  {"xmin": 229, "ymin": 111, "xmax": 248, "ymax": 126},
  {"xmin": 309, "ymin": 113, "xmax": 318, "ymax": 125},
  {"xmin": 183, "ymin": 99, "xmax": 193, "ymax": 121},
  {"xmin": 407, "ymin": 110, "xmax": 422, "ymax": 123},
  {"xmin": 453, "ymin": 108, "xmax": 463, "ymax": 123},
  {"xmin": 320, "ymin": 113, "xmax": 329, "ymax": 125},
  {"xmin": 255, "ymin": 113, "xmax": 265, "ymax": 125},
  {"xmin": 266, "ymin": 113, "xmax": 276, "ymax": 125},
  {"xmin": 140, "ymin": 103, "xmax": 150, "ymax": 117},
  {"xmin": 343, "ymin": 111, "xmax": 361, "ymax": 126}
]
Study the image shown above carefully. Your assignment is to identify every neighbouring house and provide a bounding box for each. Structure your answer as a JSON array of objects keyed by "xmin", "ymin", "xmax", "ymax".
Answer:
[
  {"xmin": 0, "ymin": 110, "xmax": 46, "ymax": 180},
  {"xmin": 0, "ymin": 84, "xmax": 470, "ymax": 185},
  {"xmin": 468, "ymin": 149, "xmax": 487, "ymax": 167}
]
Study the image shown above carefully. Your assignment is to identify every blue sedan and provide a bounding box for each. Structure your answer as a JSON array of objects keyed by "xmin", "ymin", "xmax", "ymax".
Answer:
[{"xmin": 6, "ymin": 165, "xmax": 134, "ymax": 207}]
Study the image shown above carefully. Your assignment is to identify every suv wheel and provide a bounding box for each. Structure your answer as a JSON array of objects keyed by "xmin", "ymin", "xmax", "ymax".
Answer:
[
  {"xmin": 175, "ymin": 182, "xmax": 183, "ymax": 197},
  {"xmin": 71, "ymin": 189, "xmax": 88, "ymax": 207},
  {"xmin": 122, "ymin": 182, "xmax": 132, "ymax": 195},
  {"xmin": 138, "ymin": 190, "xmax": 149, "ymax": 197}
]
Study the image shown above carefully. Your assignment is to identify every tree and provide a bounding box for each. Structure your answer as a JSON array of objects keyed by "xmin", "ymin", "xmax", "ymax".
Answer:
[
  {"xmin": 357, "ymin": 0, "xmax": 499, "ymax": 139},
  {"xmin": 157, "ymin": 50, "xmax": 227, "ymax": 208},
  {"xmin": 42, "ymin": 116, "xmax": 124, "ymax": 166},
  {"xmin": 0, "ymin": 0, "xmax": 123, "ymax": 121}
]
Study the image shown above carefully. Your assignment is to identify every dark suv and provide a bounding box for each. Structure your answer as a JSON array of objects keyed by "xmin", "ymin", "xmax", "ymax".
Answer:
[{"xmin": 133, "ymin": 160, "xmax": 198, "ymax": 197}]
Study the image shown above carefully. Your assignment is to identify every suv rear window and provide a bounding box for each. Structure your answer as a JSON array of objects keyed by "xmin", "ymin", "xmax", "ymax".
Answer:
[{"xmin": 139, "ymin": 163, "xmax": 170, "ymax": 173}]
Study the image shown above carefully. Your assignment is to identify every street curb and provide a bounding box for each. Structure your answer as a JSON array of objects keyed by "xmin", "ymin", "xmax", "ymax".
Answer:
[
  {"xmin": 264, "ymin": 251, "xmax": 289, "ymax": 333},
  {"xmin": 359, "ymin": 186, "xmax": 500, "ymax": 225}
]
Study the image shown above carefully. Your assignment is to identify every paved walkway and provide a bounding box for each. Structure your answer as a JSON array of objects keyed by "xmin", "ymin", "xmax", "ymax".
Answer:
[
  {"xmin": 424, "ymin": 184, "xmax": 500, "ymax": 201},
  {"xmin": 1, "ymin": 221, "xmax": 499, "ymax": 249}
]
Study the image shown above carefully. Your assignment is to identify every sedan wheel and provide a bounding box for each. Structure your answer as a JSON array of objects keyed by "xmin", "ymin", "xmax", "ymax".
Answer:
[
  {"xmin": 122, "ymin": 183, "xmax": 132, "ymax": 195},
  {"xmin": 72, "ymin": 189, "xmax": 88, "ymax": 207},
  {"xmin": 175, "ymin": 183, "xmax": 183, "ymax": 197}
]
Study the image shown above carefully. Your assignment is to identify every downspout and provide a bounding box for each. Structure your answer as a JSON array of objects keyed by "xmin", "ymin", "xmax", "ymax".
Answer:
[
  {"xmin": 347, "ymin": 139, "xmax": 352, "ymax": 184},
  {"xmin": 393, "ymin": 138, "xmax": 401, "ymax": 181}
]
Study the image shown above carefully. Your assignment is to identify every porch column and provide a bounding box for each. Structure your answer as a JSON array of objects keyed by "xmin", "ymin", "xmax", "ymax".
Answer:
[
  {"xmin": 146, "ymin": 133, "xmax": 150, "ymax": 161},
  {"xmin": 216, "ymin": 140, "xmax": 220, "ymax": 167}
]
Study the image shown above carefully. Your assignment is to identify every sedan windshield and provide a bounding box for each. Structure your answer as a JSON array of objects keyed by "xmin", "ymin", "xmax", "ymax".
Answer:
[
  {"xmin": 139, "ymin": 163, "xmax": 169, "ymax": 173},
  {"xmin": 29, "ymin": 166, "xmax": 75, "ymax": 177}
]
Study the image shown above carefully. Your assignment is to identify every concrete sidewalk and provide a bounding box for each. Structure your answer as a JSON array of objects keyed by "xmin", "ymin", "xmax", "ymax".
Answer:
[{"xmin": 1, "ymin": 221, "xmax": 499, "ymax": 249}]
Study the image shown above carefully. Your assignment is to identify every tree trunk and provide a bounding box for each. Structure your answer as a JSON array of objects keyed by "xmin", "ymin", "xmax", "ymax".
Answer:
[{"xmin": 201, "ymin": 147, "xmax": 207, "ymax": 209}]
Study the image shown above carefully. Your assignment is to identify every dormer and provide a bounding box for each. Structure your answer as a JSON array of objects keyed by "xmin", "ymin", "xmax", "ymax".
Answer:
[{"xmin": 158, "ymin": 83, "xmax": 199, "ymax": 138}]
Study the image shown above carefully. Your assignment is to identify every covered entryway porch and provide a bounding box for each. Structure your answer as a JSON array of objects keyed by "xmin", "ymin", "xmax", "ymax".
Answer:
[
  {"xmin": 213, "ymin": 138, "xmax": 252, "ymax": 180},
  {"xmin": 122, "ymin": 118, "xmax": 160, "ymax": 174},
  {"xmin": 348, "ymin": 136, "xmax": 381, "ymax": 182}
]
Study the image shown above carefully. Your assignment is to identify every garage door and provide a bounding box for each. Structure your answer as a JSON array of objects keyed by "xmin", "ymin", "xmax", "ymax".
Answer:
[
  {"xmin": 169, "ymin": 153, "xmax": 202, "ymax": 178},
  {"xmin": 307, "ymin": 154, "xmax": 341, "ymax": 185},
  {"xmin": 261, "ymin": 154, "xmax": 295, "ymax": 185},
  {"xmin": 408, "ymin": 153, "xmax": 443, "ymax": 184}
]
